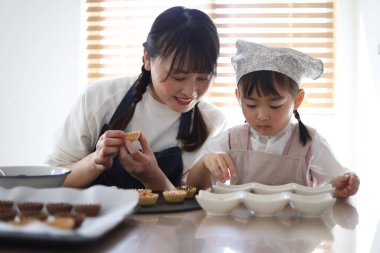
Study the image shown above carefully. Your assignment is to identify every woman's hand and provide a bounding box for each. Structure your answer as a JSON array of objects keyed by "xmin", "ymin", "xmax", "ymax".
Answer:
[
  {"xmin": 202, "ymin": 152, "xmax": 237, "ymax": 183},
  {"xmin": 332, "ymin": 172, "xmax": 360, "ymax": 198},
  {"xmin": 119, "ymin": 132, "xmax": 173, "ymax": 191},
  {"xmin": 94, "ymin": 130, "xmax": 125, "ymax": 170}
]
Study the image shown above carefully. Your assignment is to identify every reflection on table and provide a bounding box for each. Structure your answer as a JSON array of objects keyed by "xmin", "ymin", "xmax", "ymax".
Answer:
[{"xmin": 0, "ymin": 197, "xmax": 377, "ymax": 253}]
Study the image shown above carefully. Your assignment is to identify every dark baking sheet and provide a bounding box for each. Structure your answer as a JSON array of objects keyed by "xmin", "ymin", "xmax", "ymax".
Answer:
[{"xmin": 136, "ymin": 194, "xmax": 200, "ymax": 214}]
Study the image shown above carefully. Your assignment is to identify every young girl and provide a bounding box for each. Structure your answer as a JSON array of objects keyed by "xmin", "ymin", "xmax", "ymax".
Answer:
[
  {"xmin": 187, "ymin": 39, "xmax": 359, "ymax": 198},
  {"xmin": 46, "ymin": 6, "xmax": 227, "ymax": 191}
]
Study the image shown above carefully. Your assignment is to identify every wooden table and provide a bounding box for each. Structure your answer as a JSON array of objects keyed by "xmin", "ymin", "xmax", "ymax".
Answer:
[{"xmin": 0, "ymin": 193, "xmax": 379, "ymax": 253}]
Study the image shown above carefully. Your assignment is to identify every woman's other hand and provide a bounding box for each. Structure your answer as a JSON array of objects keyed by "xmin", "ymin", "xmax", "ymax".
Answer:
[{"xmin": 119, "ymin": 132, "xmax": 173, "ymax": 191}]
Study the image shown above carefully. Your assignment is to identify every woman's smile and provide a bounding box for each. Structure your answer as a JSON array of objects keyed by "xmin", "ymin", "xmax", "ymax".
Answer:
[{"xmin": 175, "ymin": 96, "xmax": 195, "ymax": 105}]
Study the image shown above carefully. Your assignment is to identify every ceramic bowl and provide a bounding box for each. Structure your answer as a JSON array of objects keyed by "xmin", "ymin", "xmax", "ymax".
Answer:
[
  {"xmin": 242, "ymin": 192, "xmax": 289, "ymax": 217},
  {"xmin": 195, "ymin": 190, "xmax": 241, "ymax": 216},
  {"xmin": 293, "ymin": 184, "xmax": 334, "ymax": 195},
  {"xmin": 0, "ymin": 166, "xmax": 71, "ymax": 188},
  {"xmin": 212, "ymin": 182, "xmax": 253, "ymax": 193},
  {"xmin": 289, "ymin": 193, "xmax": 336, "ymax": 218},
  {"xmin": 252, "ymin": 183, "xmax": 295, "ymax": 194}
]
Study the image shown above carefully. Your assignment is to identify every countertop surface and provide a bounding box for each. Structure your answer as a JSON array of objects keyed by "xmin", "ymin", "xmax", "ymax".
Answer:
[{"xmin": 0, "ymin": 187, "xmax": 379, "ymax": 253}]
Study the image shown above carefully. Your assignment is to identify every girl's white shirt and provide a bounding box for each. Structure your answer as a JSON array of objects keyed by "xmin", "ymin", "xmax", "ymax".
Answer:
[
  {"xmin": 46, "ymin": 76, "xmax": 228, "ymax": 176},
  {"xmin": 201, "ymin": 120, "xmax": 348, "ymax": 184}
]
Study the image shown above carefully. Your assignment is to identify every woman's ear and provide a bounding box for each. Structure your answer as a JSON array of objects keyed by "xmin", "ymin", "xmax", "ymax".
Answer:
[
  {"xmin": 294, "ymin": 89, "xmax": 305, "ymax": 109},
  {"xmin": 143, "ymin": 49, "xmax": 151, "ymax": 71}
]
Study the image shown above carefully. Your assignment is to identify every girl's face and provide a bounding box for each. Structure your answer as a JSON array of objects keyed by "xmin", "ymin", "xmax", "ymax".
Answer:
[
  {"xmin": 236, "ymin": 83, "xmax": 304, "ymax": 136},
  {"xmin": 144, "ymin": 50, "xmax": 214, "ymax": 113}
]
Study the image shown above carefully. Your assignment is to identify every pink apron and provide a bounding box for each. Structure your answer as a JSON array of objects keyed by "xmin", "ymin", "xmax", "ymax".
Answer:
[{"xmin": 229, "ymin": 124, "xmax": 316, "ymax": 186}]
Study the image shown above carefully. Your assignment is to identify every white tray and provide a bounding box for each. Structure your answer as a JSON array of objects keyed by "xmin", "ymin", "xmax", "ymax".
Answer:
[{"xmin": 0, "ymin": 185, "xmax": 138, "ymax": 242}]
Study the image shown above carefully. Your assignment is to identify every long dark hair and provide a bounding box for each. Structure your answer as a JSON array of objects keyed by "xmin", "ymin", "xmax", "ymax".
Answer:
[
  {"xmin": 109, "ymin": 6, "xmax": 220, "ymax": 151},
  {"xmin": 238, "ymin": 71, "xmax": 311, "ymax": 146}
]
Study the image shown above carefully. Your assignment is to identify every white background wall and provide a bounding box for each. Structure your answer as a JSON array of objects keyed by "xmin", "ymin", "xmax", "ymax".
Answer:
[{"xmin": 0, "ymin": 0, "xmax": 81, "ymax": 165}]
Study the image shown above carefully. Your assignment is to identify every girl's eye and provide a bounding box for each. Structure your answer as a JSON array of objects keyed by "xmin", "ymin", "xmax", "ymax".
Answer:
[
  {"xmin": 270, "ymin": 105, "xmax": 282, "ymax": 109},
  {"xmin": 246, "ymin": 104, "xmax": 256, "ymax": 108}
]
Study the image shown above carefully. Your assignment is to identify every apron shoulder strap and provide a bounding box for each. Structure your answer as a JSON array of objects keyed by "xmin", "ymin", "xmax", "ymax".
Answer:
[{"xmin": 229, "ymin": 124, "xmax": 250, "ymax": 151}]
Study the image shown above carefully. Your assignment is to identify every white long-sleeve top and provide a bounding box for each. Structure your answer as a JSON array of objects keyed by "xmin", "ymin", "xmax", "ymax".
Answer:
[{"xmin": 46, "ymin": 76, "xmax": 228, "ymax": 177}]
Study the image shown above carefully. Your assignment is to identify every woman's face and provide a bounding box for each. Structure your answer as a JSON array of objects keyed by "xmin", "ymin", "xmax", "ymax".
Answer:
[
  {"xmin": 144, "ymin": 50, "xmax": 214, "ymax": 113},
  {"xmin": 236, "ymin": 83, "xmax": 303, "ymax": 136}
]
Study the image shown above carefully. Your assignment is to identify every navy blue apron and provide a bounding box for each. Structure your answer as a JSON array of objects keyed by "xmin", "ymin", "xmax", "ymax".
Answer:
[{"xmin": 91, "ymin": 85, "xmax": 192, "ymax": 189}]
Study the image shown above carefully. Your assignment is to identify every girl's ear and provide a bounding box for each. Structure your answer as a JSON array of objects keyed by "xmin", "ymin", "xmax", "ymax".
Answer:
[
  {"xmin": 294, "ymin": 89, "xmax": 305, "ymax": 109},
  {"xmin": 143, "ymin": 49, "xmax": 151, "ymax": 71},
  {"xmin": 235, "ymin": 88, "xmax": 242, "ymax": 106}
]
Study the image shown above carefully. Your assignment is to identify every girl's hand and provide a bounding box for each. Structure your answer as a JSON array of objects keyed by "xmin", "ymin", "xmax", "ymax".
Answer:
[
  {"xmin": 202, "ymin": 153, "xmax": 237, "ymax": 183},
  {"xmin": 332, "ymin": 172, "xmax": 360, "ymax": 198},
  {"xmin": 119, "ymin": 132, "xmax": 168, "ymax": 189},
  {"xmin": 94, "ymin": 130, "xmax": 125, "ymax": 170}
]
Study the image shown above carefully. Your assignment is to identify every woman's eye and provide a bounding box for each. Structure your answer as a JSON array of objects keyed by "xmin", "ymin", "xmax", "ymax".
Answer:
[
  {"xmin": 197, "ymin": 77, "xmax": 211, "ymax": 82},
  {"xmin": 170, "ymin": 75, "xmax": 186, "ymax": 81},
  {"xmin": 246, "ymin": 104, "xmax": 256, "ymax": 108}
]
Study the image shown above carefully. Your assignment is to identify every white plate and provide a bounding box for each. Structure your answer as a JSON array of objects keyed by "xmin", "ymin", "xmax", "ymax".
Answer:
[{"xmin": 0, "ymin": 185, "xmax": 138, "ymax": 241}]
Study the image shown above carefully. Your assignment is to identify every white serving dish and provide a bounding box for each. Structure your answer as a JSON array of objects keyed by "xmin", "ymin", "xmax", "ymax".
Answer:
[
  {"xmin": 213, "ymin": 182, "xmax": 334, "ymax": 195},
  {"xmin": 0, "ymin": 166, "xmax": 71, "ymax": 188},
  {"xmin": 195, "ymin": 190, "xmax": 336, "ymax": 218}
]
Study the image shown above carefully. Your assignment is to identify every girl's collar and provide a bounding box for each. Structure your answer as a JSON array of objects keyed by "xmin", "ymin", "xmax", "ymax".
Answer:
[{"xmin": 249, "ymin": 120, "xmax": 295, "ymax": 140}]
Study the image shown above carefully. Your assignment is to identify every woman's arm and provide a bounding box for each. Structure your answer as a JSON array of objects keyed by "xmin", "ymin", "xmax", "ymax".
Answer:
[{"xmin": 61, "ymin": 130, "xmax": 126, "ymax": 188}]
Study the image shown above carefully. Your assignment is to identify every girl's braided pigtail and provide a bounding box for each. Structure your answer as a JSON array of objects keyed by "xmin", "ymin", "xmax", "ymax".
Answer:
[{"xmin": 293, "ymin": 109, "xmax": 312, "ymax": 146}]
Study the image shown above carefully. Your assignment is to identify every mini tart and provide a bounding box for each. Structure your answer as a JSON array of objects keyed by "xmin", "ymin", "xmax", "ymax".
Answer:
[
  {"xmin": 46, "ymin": 202, "xmax": 73, "ymax": 215},
  {"xmin": 19, "ymin": 211, "xmax": 49, "ymax": 221},
  {"xmin": 55, "ymin": 212, "xmax": 86, "ymax": 228},
  {"xmin": 124, "ymin": 131, "xmax": 141, "ymax": 141},
  {"xmin": 74, "ymin": 204, "xmax": 101, "ymax": 217},
  {"xmin": 17, "ymin": 202, "xmax": 44, "ymax": 213},
  {"xmin": 139, "ymin": 192, "xmax": 159, "ymax": 206},
  {"xmin": 0, "ymin": 208, "xmax": 17, "ymax": 221},
  {"xmin": 178, "ymin": 186, "xmax": 197, "ymax": 199},
  {"xmin": 136, "ymin": 188, "xmax": 152, "ymax": 194},
  {"xmin": 0, "ymin": 200, "xmax": 14, "ymax": 209},
  {"xmin": 163, "ymin": 190, "xmax": 187, "ymax": 203}
]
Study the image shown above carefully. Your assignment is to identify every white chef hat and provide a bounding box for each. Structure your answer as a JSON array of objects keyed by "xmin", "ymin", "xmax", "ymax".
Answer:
[{"xmin": 231, "ymin": 39, "xmax": 324, "ymax": 85}]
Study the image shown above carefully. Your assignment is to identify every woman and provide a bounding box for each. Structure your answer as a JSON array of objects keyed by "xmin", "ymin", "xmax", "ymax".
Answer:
[{"xmin": 46, "ymin": 6, "xmax": 227, "ymax": 191}]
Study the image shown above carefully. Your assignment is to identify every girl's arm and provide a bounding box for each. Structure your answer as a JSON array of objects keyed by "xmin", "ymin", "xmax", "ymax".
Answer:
[{"xmin": 187, "ymin": 153, "xmax": 237, "ymax": 190}]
